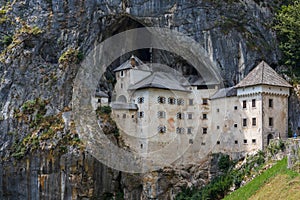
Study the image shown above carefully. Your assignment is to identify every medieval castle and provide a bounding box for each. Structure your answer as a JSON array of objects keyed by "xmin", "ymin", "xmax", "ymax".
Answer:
[{"xmin": 99, "ymin": 55, "xmax": 292, "ymax": 161}]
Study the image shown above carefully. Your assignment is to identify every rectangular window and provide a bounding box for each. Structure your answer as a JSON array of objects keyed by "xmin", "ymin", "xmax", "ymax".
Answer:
[
  {"xmin": 137, "ymin": 97, "xmax": 144, "ymax": 104},
  {"xmin": 177, "ymin": 112, "xmax": 184, "ymax": 119},
  {"xmin": 217, "ymin": 141, "xmax": 220, "ymax": 145},
  {"xmin": 269, "ymin": 117, "xmax": 273, "ymax": 127},
  {"xmin": 121, "ymin": 83, "xmax": 123, "ymax": 89},
  {"xmin": 123, "ymin": 114, "xmax": 126, "ymax": 118},
  {"xmin": 217, "ymin": 126, "xmax": 220, "ymax": 129},
  {"xmin": 138, "ymin": 112, "xmax": 144, "ymax": 118},
  {"xmin": 252, "ymin": 118, "xmax": 256, "ymax": 126},
  {"xmin": 120, "ymin": 71, "xmax": 124, "ymax": 77},
  {"xmin": 269, "ymin": 99, "xmax": 273, "ymax": 108},
  {"xmin": 177, "ymin": 98, "xmax": 184, "ymax": 105},
  {"xmin": 235, "ymin": 140, "xmax": 238, "ymax": 144},
  {"xmin": 217, "ymin": 108, "xmax": 220, "ymax": 112},
  {"xmin": 243, "ymin": 118, "xmax": 247, "ymax": 127},
  {"xmin": 158, "ymin": 125, "xmax": 166, "ymax": 133},
  {"xmin": 157, "ymin": 111, "xmax": 166, "ymax": 118},
  {"xmin": 188, "ymin": 113, "xmax": 193, "ymax": 119},
  {"xmin": 201, "ymin": 142, "xmax": 206, "ymax": 145},
  {"xmin": 244, "ymin": 139, "xmax": 247, "ymax": 144},
  {"xmin": 243, "ymin": 100, "xmax": 247, "ymax": 109},
  {"xmin": 157, "ymin": 96, "xmax": 166, "ymax": 104},
  {"xmin": 203, "ymin": 127, "xmax": 208, "ymax": 134},
  {"xmin": 189, "ymin": 139, "xmax": 193, "ymax": 144},
  {"xmin": 202, "ymin": 98, "xmax": 208, "ymax": 105},
  {"xmin": 189, "ymin": 99, "xmax": 193, "ymax": 105},
  {"xmin": 176, "ymin": 127, "xmax": 185, "ymax": 134},
  {"xmin": 234, "ymin": 123, "xmax": 238, "ymax": 128},
  {"xmin": 234, "ymin": 106, "xmax": 238, "ymax": 110},
  {"xmin": 202, "ymin": 113, "xmax": 207, "ymax": 120},
  {"xmin": 168, "ymin": 97, "xmax": 176, "ymax": 105},
  {"xmin": 252, "ymin": 139, "xmax": 256, "ymax": 144},
  {"xmin": 187, "ymin": 127, "xmax": 192, "ymax": 134},
  {"xmin": 252, "ymin": 99, "xmax": 256, "ymax": 107}
]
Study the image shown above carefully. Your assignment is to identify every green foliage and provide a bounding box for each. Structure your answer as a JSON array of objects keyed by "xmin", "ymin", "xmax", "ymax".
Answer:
[
  {"xmin": 176, "ymin": 152, "xmax": 267, "ymax": 200},
  {"xmin": 218, "ymin": 154, "xmax": 232, "ymax": 172},
  {"xmin": 0, "ymin": 35, "xmax": 12, "ymax": 46},
  {"xmin": 59, "ymin": 48, "xmax": 84, "ymax": 65},
  {"xmin": 96, "ymin": 106, "xmax": 112, "ymax": 115},
  {"xmin": 223, "ymin": 157, "xmax": 296, "ymax": 200},
  {"xmin": 274, "ymin": 1, "xmax": 300, "ymax": 69}
]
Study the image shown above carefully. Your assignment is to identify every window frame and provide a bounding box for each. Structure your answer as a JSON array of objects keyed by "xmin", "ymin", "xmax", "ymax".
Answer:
[
  {"xmin": 252, "ymin": 99, "xmax": 256, "ymax": 107},
  {"xmin": 269, "ymin": 99, "xmax": 273, "ymax": 108},
  {"xmin": 168, "ymin": 97, "xmax": 176, "ymax": 105},
  {"xmin": 157, "ymin": 96, "xmax": 166, "ymax": 104},
  {"xmin": 242, "ymin": 100, "xmax": 247, "ymax": 109},
  {"xmin": 202, "ymin": 127, "xmax": 208, "ymax": 134},
  {"xmin": 252, "ymin": 117, "xmax": 256, "ymax": 126},
  {"xmin": 137, "ymin": 97, "xmax": 144, "ymax": 104},
  {"xmin": 269, "ymin": 117, "xmax": 273, "ymax": 127},
  {"xmin": 158, "ymin": 125, "xmax": 166, "ymax": 133},
  {"xmin": 202, "ymin": 98, "xmax": 208, "ymax": 105},
  {"xmin": 243, "ymin": 118, "xmax": 247, "ymax": 127},
  {"xmin": 157, "ymin": 111, "xmax": 166, "ymax": 118}
]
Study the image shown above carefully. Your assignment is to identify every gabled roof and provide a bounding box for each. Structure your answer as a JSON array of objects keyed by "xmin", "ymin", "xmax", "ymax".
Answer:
[
  {"xmin": 210, "ymin": 87, "xmax": 237, "ymax": 100},
  {"xmin": 113, "ymin": 55, "xmax": 149, "ymax": 72},
  {"xmin": 235, "ymin": 61, "xmax": 292, "ymax": 88},
  {"xmin": 128, "ymin": 71, "xmax": 190, "ymax": 92}
]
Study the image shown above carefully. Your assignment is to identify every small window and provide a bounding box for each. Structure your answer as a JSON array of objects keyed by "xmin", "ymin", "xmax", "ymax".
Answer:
[
  {"xmin": 158, "ymin": 125, "xmax": 166, "ymax": 133},
  {"xmin": 234, "ymin": 123, "xmax": 238, "ymax": 128},
  {"xmin": 141, "ymin": 144, "xmax": 143, "ymax": 149},
  {"xmin": 252, "ymin": 118, "xmax": 256, "ymax": 126},
  {"xmin": 243, "ymin": 100, "xmax": 247, "ymax": 109},
  {"xmin": 201, "ymin": 142, "xmax": 206, "ymax": 145},
  {"xmin": 123, "ymin": 114, "xmax": 126, "ymax": 118},
  {"xmin": 117, "ymin": 114, "xmax": 119, "ymax": 118},
  {"xmin": 187, "ymin": 127, "xmax": 192, "ymax": 134},
  {"xmin": 217, "ymin": 126, "xmax": 220, "ymax": 129},
  {"xmin": 177, "ymin": 98, "xmax": 184, "ymax": 105},
  {"xmin": 269, "ymin": 117, "xmax": 273, "ymax": 127},
  {"xmin": 252, "ymin": 139, "xmax": 256, "ymax": 144},
  {"xmin": 202, "ymin": 98, "xmax": 208, "ymax": 105},
  {"xmin": 189, "ymin": 139, "xmax": 193, "ymax": 144},
  {"xmin": 176, "ymin": 127, "xmax": 185, "ymax": 134},
  {"xmin": 217, "ymin": 141, "xmax": 220, "ymax": 145},
  {"xmin": 188, "ymin": 113, "xmax": 193, "ymax": 119},
  {"xmin": 203, "ymin": 127, "xmax": 208, "ymax": 134},
  {"xmin": 244, "ymin": 139, "xmax": 247, "ymax": 144},
  {"xmin": 234, "ymin": 106, "xmax": 238, "ymax": 110},
  {"xmin": 121, "ymin": 83, "xmax": 123, "ymax": 89},
  {"xmin": 168, "ymin": 97, "xmax": 176, "ymax": 105},
  {"xmin": 157, "ymin": 111, "xmax": 166, "ymax": 118},
  {"xmin": 269, "ymin": 99, "xmax": 273, "ymax": 108},
  {"xmin": 235, "ymin": 140, "xmax": 238, "ymax": 144},
  {"xmin": 252, "ymin": 99, "xmax": 256, "ymax": 107},
  {"xmin": 131, "ymin": 115, "xmax": 135, "ymax": 118},
  {"xmin": 217, "ymin": 108, "xmax": 219, "ymax": 112},
  {"xmin": 243, "ymin": 118, "xmax": 247, "ymax": 127},
  {"xmin": 97, "ymin": 98, "xmax": 101, "ymax": 103},
  {"xmin": 158, "ymin": 96, "xmax": 166, "ymax": 104},
  {"xmin": 189, "ymin": 99, "xmax": 193, "ymax": 105},
  {"xmin": 177, "ymin": 112, "xmax": 184, "ymax": 119},
  {"xmin": 120, "ymin": 71, "xmax": 124, "ymax": 77},
  {"xmin": 137, "ymin": 97, "xmax": 144, "ymax": 104},
  {"xmin": 138, "ymin": 111, "xmax": 144, "ymax": 118},
  {"xmin": 202, "ymin": 113, "xmax": 207, "ymax": 120}
]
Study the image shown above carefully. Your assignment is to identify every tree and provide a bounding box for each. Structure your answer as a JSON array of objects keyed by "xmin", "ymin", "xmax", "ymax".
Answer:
[{"xmin": 274, "ymin": 1, "xmax": 300, "ymax": 69}]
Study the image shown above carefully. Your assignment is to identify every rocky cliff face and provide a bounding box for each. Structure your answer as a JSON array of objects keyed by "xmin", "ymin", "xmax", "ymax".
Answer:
[{"xmin": 0, "ymin": 0, "xmax": 292, "ymax": 199}]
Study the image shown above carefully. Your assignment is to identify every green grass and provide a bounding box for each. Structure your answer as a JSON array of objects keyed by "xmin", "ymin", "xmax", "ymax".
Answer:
[{"xmin": 224, "ymin": 157, "xmax": 299, "ymax": 200}]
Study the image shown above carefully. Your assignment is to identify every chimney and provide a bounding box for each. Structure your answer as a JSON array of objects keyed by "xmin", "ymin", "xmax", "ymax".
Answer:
[{"xmin": 130, "ymin": 56, "xmax": 136, "ymax": 67}]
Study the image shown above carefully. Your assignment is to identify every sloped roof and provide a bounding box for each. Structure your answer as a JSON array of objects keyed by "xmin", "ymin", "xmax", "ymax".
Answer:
[
  {"xmin": 95, "ymin": 91, "xmax": 109, "ymax": 98},
  {"xmin": 210, "ymin": 87, "xmax": 237, "ymax": 100},
  {"xmin": 111, "ymin": 102, "xmax": 138, "ymax": 110},
  {"xmin": 235, "ymin": 61, "xmax": 292, "ymax": 88},
  {"xmin": 129, "ymin": 71, "xmax": 190, "ymax": 92},
  {"xmin": 113, "ymin": 55, "xmax": 149, "ymax": 72}
]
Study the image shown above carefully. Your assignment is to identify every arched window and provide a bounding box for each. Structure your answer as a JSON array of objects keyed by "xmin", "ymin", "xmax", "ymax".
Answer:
[{"xmin": 117, "ymin": 95, "xmax": 127, "ymax": 103}]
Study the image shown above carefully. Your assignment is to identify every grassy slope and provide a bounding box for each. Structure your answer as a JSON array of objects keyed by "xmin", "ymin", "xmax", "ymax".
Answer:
[{"xmin": 223, "ymin": 157, "xmax": 300, "ymax": 200}]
